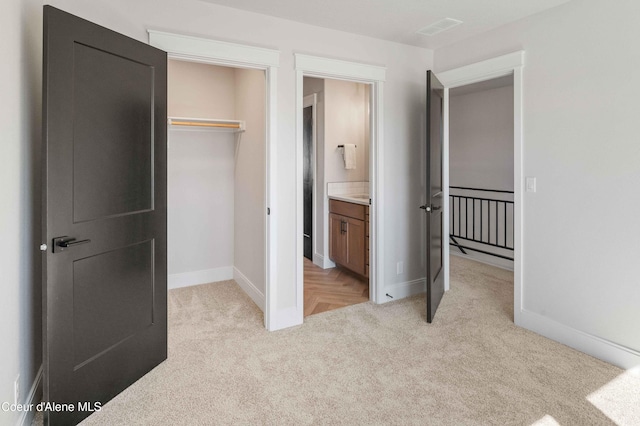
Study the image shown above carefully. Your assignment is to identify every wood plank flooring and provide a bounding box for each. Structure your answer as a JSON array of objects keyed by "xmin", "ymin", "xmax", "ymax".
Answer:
[{"xmin": 304, "ymin": 258, "xmax": 369, "ymax": 317}]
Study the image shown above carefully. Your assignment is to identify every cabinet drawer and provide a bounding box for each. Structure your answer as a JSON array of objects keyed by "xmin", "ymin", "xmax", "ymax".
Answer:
[{"xmin": 329, "ymin": 199, "xmax": 366, "ymax": 220}]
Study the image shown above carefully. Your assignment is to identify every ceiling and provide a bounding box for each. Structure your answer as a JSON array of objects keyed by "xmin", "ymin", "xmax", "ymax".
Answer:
[{"xmin": 198, "ymin": 0, "xmax": 572, "ymax": 49}]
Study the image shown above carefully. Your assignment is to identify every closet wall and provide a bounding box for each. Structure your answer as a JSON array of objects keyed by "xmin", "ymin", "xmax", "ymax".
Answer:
[
  {"xmin": 168, "ymin": 61, "xmax": 236, "ymax": 284},
  {"xmin": 167, "ymin": 60, "xmax": 266, "ymax": 308}
]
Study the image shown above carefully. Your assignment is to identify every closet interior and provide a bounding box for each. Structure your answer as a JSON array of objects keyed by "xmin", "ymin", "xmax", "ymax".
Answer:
[{"xmin": 167, "ymin": 59, "xmax": 266, "ymax": 313}]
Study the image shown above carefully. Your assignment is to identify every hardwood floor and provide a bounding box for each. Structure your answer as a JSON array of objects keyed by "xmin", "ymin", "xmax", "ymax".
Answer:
[{"xmin": 303, "ymin": 258, "xmax": 369, "ymax": 317}]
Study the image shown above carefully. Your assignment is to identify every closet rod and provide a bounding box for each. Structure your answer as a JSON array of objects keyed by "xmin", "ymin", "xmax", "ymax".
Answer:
[{"xmin": 170, "ymin": 121, "xmax": 241, "ymax": 129}]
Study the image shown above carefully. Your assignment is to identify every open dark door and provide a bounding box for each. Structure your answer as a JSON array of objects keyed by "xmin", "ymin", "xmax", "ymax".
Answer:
[
  {"xmin": 42, "ymin": 6, "xmax": 167, "ymax": 425},
  {"xmin": 423, "ymin": 70, "xmax": 445, "ymax": 323},
  {"xmin": 303, "ymin": 105, "xmax": 313, "ymax": 260}
]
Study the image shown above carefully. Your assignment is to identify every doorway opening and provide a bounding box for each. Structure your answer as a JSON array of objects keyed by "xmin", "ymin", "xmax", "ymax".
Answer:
[
  {"xmin": 167, "ymin": 59, "xmax": 268, "ymax": 317},
  {"xmin": 447, "ymin": 75, "xmax": 515, "ymax": 317},
  {"xmin": 302, "ymin": 77, "xmax": 372, "ymax": 317},
  {"xmin": 438, "ymin": 51, "xmax": 525, "ymax": 323},
  {"xmin": 448, "ymin": 75, "xmax": 515, "ymax": 269},
  {"xmin": 290, "ymin": 54, "xmax": 386, "ymax": 324}
]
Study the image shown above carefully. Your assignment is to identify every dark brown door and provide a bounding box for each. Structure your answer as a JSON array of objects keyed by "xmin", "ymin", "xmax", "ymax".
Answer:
[
  {"xmin": 423, "ymin": 70, "xmax": 445, "ymax": 323},
  {"xmin": 303, "ymin": 105, "xmax": 313, "ymax": 260},
  {"xmin": 42, "ymin": 6, "xmax": 167, "ymax": 425}
]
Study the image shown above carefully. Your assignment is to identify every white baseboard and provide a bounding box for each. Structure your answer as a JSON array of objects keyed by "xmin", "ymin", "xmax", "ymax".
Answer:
[
  {"xmin": 380, "ymin": 278, "xmax": 426, "ymax": 303},
  {"xmin": 17, "ymin": 364, "xmax": 42, "ymax": 426},
  {"xmin": 233, "ymin": 267, "xmax": 265, "ymax": 312},
  {"xmin": 450, "ymin": 246, "xmax": 514, "ymax": 271},
  {"xmin": 268, "ymin": 307, "xmax": 302, "ymax": 331},
  {"xmin": 168, "ymin": 266, "xmax": 233, "ymax": 290},
  {"xmin": 313, "ymin": 252, "xmax": 335, "ymax": 269},
  {"xmin": 518, "ymin": 309, "xmax": 640, "ymax": 369}
]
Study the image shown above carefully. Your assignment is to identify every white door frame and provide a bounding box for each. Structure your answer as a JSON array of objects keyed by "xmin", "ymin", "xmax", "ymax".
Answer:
[
  {"xmin": 303, "ymin": 94, "xmax": 318, "ymax": 264},
  {"xmin": 438, "ymin": 51, "xmax": 525, "ymax": 324},
  {"xmin": 148, "ymin": 30, "xmax": 280, "ymax": 330},
  {"xmin": 295, "ymin": 54, "xmax": 387, "ymax": 322}
]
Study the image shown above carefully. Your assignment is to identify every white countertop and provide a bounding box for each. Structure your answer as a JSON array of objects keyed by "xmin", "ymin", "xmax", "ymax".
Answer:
[{"xmin": 328, "ymin": 194, "xmax": 370, "ymax": 206}]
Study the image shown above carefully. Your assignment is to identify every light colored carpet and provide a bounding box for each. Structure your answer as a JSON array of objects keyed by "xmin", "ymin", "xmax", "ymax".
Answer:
[{"xmin": 37, "ymin": 256, "xmax": 639, "ymax": 425}]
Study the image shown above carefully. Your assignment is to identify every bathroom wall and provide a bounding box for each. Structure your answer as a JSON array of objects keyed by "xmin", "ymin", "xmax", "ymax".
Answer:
[{"xmin": 324, "ymin": 79, "xmax": 369, "ymax": 184}]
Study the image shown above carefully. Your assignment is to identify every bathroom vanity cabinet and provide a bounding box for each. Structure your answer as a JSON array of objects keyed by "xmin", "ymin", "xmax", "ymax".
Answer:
[{"xmin": 329, "ymin": 199, "xmax": 368, "ymax": 277}]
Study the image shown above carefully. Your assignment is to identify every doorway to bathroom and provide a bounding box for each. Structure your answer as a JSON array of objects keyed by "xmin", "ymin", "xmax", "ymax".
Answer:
[{"xmin": 300, "ymin": 75, "xmax": 373, "ymax": 317}]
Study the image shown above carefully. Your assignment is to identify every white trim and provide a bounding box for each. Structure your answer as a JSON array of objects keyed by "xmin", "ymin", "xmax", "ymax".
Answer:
[
  {"xmin": 233, "ymin": 267, "xmax": 265, "ymax": 312},
  {"xmin": 295, "ymin": 54, "xmax": 386, "ymax": 323},
  {"xmin": 295, "ymin": 54, "xmax": 386, "ymax": 82},
  {"xmin": 438, "ymin": 51, "xmax": 524, "ymax": 89},
  {"xmin": 519, "ymin": 310, "xmax": 640, "ymax": 369},
  {"xmin": 450, "ymin": 250, "xmax": 514, "ymax": 272},
  {"xmin": 147, "ymin": 31, "xmax": 279, "ymax": 68},
  {"xmin": 443, "ymin": 87, "xmax": 450, "ymax": 292},
  {"xmin": 312, "ymin": 253, "xmax": 336, "ymax": 270},
  {"xmin": 168, "ymin": 267, "xmax": 233, "ymax": 289},
  {"xmin": 382, "ymin": 278, "xmax": 426, "ymax": 302},
  {"xmin": 148, "ymin": 30, "xmax": 279, "ymax": 330},
  {"xmin": 17, "ymin": 365, "xmax": 42, "ymax": 426},
  {"xmin": 438, "ymin": 50, "xmax": 524, "ymax": 318}
]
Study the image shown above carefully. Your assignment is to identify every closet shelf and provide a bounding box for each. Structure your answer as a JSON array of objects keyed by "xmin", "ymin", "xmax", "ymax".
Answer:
[{"xmin": 168, "ymin": 117, "xmax": 245, "ymax": 132}]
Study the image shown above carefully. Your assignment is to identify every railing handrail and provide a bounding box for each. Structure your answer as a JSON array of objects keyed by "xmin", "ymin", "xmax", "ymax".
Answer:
[{"xmin": 450, "ymin": 186, "xmax": 514, "ymax": 194}]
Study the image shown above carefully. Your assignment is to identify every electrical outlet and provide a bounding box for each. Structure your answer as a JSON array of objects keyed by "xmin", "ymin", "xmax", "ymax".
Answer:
[
  {"xmin": 14, "ymin": 375, "xmax": 20, "ymax": 405},
  {"xmin": 396, "ymin": 261, "xmax": 404, "ymax": 275}
]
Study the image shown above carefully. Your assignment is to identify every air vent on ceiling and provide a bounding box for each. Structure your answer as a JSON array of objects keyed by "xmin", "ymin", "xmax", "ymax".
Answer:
[{"xmin": 417, "ymin": 18, "xmax": 463, "ymax": 37}]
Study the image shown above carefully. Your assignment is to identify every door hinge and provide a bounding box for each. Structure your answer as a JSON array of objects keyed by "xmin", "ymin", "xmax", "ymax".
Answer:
[{"xmin": 267, "ymin": 207, "xmax": 270, "ymax": 215}]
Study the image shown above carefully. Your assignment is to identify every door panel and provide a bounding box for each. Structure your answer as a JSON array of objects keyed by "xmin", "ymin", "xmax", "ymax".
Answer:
[
  {"xmin": 72, "ymin": 43, "xmax": 154, "ymax": 222},
  {"xmin": 425, "ymin": 70, "xmax": 445, "ymax": 323},
  {"xmin": 346, "ymin": 218, "xmax": 366, "ymax": 275},
  {"xmin": 43, "ymin": 6, "xmax": 167, "ymax": 425}
]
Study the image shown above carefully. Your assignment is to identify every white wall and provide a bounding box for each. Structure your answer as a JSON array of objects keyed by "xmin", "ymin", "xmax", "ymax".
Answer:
[
  {"xmin": 234, "ymin": 68, "xmax": 266, "ymax": 300},
  {"xmin": 167, "ymin": 61, "xmax": 236, "ymax": 286},
  {"xmin": 168, "ymin": 60, "xmax": 237, "ymax": 118},
  {"xmin": 450, "ymin": 84, "xmax": 514, "ymax": 191},
  {"xmin": 324, "ymin": 79, "xmax": 368, "ymax": 184},
  {"xmin": 5, "ymin": 0, "xmax": 432, "ymax": 410},
  {"xmin": 1, "ymin": 0, "xmax": 42, "ymax": 424},
  {"xmin": 436, "ymin": 0, "xmax": 640, "ymax": 363}
]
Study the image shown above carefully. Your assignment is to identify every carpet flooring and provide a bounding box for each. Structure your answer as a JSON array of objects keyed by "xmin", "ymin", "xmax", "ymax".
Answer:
[{"xmin": 36, "ymin": 256, "xmax": 638, "ymax": 425}]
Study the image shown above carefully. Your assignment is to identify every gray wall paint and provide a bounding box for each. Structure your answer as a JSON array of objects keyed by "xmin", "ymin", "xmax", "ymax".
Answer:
[
  {"xmin": 449, "ymin": 83, "xmax": 514, "ymax": 270},
  {"xmin": 436, "ymin": 0, "xmax": 640, "ymax": 355},
  {"xmin": 449, "ymin": 84, "xmax": 514, "ymax": 191},
  {"xmin": 1, "ymin": 0, "xmax": 42, "ymax": 424},
  {"xmin": 168, "ymin": 62, "xmax": 236, "ymax": 276},
  {"xmin": 234, "ymin": 68, "xmax": 266, "ymax": 295}
]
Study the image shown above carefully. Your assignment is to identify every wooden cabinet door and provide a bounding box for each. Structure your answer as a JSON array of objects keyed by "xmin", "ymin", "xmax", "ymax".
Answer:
[
  {"xmin": 329, "ymin": 213, "xmax": 346, "ymax": 264},
  {"xmin": 346, "ymin": 218, "xmax": 366, "ymax": 275}
]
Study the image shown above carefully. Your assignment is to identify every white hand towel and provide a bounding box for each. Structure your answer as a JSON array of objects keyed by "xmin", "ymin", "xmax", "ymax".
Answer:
[{"xmin": 343, "ymin": 144, "xmax": 356, "ymax": 170}]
